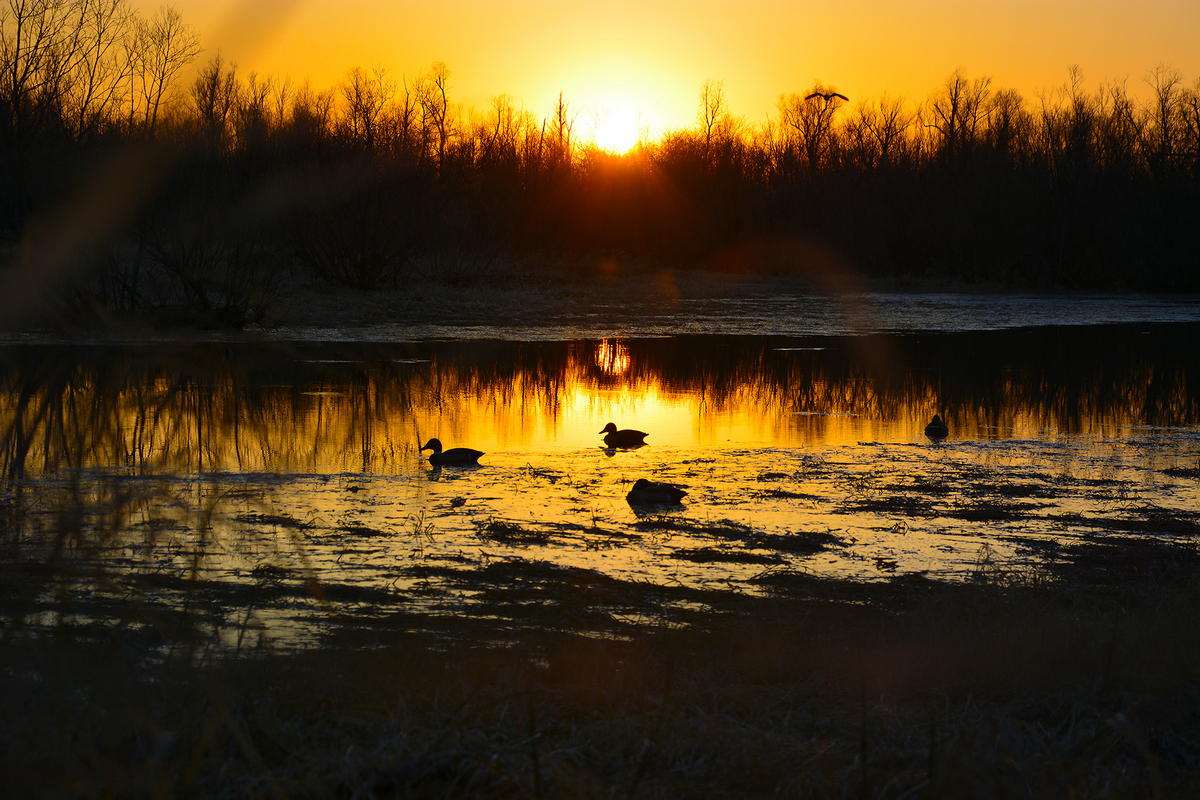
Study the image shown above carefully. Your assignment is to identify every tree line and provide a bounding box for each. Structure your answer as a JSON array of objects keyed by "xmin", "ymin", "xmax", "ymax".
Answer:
[{"xmin": 3, "ymin": 1, "xmax": 1198, "ymax": 327}]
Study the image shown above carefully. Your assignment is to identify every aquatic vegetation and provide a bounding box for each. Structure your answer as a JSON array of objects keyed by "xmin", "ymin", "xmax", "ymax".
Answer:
[
  {"xmin": 670, "ymin": 547, "xmax": 785, "ymax": 565},
  {"xmin": 1161, "ymin": 466, "xmax": 1200, "ymax": 479},
  {"xmin": 1052, "ymin": 507, "xmax": 1200, "ymax": 537},
  {"xmin": 407, "ymin": 511, "xmax": 437, "ymax": 542},
  {"xmin": 233, "ymin": 512, "xmax": 313, "ymax": 530},
  {"xmin": 474, "ymin": 518, "xmax": 553, "ymax": 545},
  {"xmin": 839, "ymin": 494, "xmax": 936, "ymax": 517}
]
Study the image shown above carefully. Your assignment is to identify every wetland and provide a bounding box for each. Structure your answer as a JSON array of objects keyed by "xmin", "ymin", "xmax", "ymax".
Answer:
[{"xmin": 3, "ymin": 297, "xmax": 1200, "ymax": 797}]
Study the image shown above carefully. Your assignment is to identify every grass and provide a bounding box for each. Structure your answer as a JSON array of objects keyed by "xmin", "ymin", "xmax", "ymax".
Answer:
[
  {"xmin": 669, "ymin": 547, "xmax": 785, "ymax": 565},
  {"xmin": 632, "ymin": 516, "xmax": 843, "ymax": 555},
  {"xmin": 4, "ymin": 538, "xmax": 1200, "ymax": 798},
  {"xmin": 474, "ymin": 518, "xmax": 554, "ymax": 545},
  {"xmin": 4, "ymin": 473, "xmax": 1200, "ymax": 797},
  {"xmin": 1160, "ymin": 466, "xmax": 1200, "ymax": 479}
]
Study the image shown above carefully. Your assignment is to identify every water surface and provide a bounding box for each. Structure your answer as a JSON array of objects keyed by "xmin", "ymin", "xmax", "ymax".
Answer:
[{"xmin": 4, "ymin": 323, "xmax": 1198, "ymax": 645}]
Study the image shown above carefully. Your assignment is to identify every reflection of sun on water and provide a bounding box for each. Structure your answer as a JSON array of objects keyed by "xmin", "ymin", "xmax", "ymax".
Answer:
[
  {"xmin": 41, "ymin": 334, "xmax": 1195, "ymax": 477},
  {"xmin": 594, "ymin": 339, "xmax": 630, "ymax": 375}
]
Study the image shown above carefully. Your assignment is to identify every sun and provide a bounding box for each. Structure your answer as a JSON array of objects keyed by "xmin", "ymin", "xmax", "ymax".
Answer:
[{"xmin": 590, "ymin": 103, "xmax": 642, "ymax": 154}]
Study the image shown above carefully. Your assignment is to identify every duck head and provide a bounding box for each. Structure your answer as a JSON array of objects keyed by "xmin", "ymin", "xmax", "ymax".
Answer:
[
  {"xmin": 930, "ymin": 414, "xmax": 944, "ymax": 425},
  {"xmin": 599, "ymin": 422, "xmax": 618, "ymax": 434},
  {"xmin": 419, "ymin": 438, "xmax": 443, "ymax": 454}
]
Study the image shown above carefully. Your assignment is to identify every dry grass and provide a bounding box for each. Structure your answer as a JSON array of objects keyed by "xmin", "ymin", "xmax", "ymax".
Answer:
[{"xmin": 4, "ymin": 536, "xmax": 1200, "ymax": 798}]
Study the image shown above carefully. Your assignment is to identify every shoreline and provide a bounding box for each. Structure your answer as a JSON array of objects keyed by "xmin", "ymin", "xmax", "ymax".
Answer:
[{"xmin": 7, "ymin": 266, "xmax": 1199, "ymax": 341}]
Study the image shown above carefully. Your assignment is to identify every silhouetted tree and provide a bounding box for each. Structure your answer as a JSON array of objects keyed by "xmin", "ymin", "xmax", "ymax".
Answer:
[
  {"xmin": 419, "ymin": 61, "xmax": 450, "ymax": 171},
  {"xmin": 924, "ymin": 69, "xmax": 991, "ymax": 162},
  {"xmin": 130, "ymin": 5, "xmax": 199, "ymax": 132}
]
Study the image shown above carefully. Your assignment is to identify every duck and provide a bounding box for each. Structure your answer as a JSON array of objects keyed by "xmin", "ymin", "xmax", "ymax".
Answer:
[
  {"xmin": 924, "ymin": 414, "xmax": 949, "ymax": 440},
  {"xmin": 599, "ymin": 422, "xmax": 649, "ymax": 448},
  {"xmin": 626, "ymin": 478, "xmax": 687, "ymax": 505},
  {"xmin": 420, "ymin": 438, "xmax": 484, "ymax": 466}
]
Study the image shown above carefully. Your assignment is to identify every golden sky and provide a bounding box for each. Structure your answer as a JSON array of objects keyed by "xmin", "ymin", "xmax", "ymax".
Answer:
[{"xmin": 141, "ymin": 0, "xmax": 1200, "ymax": 141}]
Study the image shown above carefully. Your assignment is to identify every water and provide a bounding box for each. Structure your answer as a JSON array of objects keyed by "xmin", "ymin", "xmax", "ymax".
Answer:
[{"xmin": 3, "ymin": 315, "xmax": 1198, "ymax": 646}]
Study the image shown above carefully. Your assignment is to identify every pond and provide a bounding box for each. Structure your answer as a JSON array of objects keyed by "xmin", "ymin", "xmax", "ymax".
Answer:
[{"xmin": 3, "ymin": 314, "xmax": 1199, "ymax": 646}]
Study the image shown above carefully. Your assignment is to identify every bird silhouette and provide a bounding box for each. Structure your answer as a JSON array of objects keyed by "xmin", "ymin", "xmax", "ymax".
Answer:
[
  {"xmin": 599, "ymin": 422, "xmax": 649, "ymax": 449},
  {"xmin": 420, "ymin": 438, "xmax": 484, "ymax": 466},
  {"xmin": 924, "ymin": 414, "xmax": 949, "ymax": 440},
  {"xmin": 805, "ymin": 91, "xmax": 849, "ymax": 102}
]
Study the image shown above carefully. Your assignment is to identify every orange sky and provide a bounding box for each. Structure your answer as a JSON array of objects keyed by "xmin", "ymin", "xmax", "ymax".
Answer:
[{"xmin": 139, "ymin": 0, "xmax": 1200, "ymax": 140}]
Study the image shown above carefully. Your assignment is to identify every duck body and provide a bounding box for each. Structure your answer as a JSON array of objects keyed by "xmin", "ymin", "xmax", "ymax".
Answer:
[
  {"xmin": 599, "ymin": 422, "xmax": 649, "ymax": 448},
  {"xmin": 626, "ymin": 478, "xmax": 687, "ymax": 506},
  {"xmin": 924, "ymin": 414, "xmax": 949, "ymax": 440},
  {"xmin": 420, "ymin": 438, "xmax": 484, "ymax": 466}
]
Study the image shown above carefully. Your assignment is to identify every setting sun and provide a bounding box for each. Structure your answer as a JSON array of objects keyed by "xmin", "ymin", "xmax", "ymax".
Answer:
[{"xmin": 588, "ymin": 104, "xmax": 643, "ymax": 153}]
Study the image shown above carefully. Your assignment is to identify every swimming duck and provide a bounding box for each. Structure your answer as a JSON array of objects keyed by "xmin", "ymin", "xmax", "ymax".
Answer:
[
  {"xmin": 626, "ymin": 478, "xmax": 687, "ymax": 505},
  {"xmin": 924, "ymin": 414, "xmax": 949, "ymax": 440},
  {"xmin": 599, "ymin": 422, "xmax": 649, "ymax": 448},
  {"xmin": 420, "ymin": 438, "xmax": 484, "ymax": 466}
]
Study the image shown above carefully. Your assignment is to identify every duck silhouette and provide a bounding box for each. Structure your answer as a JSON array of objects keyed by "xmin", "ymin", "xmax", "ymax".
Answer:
[
  {"xmin": 626, "ymin": 478, "xmax": 687, "ymax": 506},
  {"xmin": 420, "ymin": 438, "xmax": 484, "ymax": 466},
  {"xmin": 599, "ymin": 422, "xmax": 648, "ymax": 448},
  {"xmin": 924, "ymin": 414, "xmax": 949, "ymax": 440}
]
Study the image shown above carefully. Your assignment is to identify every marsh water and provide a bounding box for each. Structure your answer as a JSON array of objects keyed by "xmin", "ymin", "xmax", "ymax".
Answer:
[{"xmin": 4, "ymin": 295, "xmax": 1200, "ymax": 646}]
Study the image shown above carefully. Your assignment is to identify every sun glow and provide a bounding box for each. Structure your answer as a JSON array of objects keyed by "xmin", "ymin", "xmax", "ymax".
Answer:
[
  {"xmin": 558, "ymin": 67, "xmax": 669, "ymax": 154},
  {"xmin": 588, "ymin": 103, "xmax": 644, "ymax": 154}
]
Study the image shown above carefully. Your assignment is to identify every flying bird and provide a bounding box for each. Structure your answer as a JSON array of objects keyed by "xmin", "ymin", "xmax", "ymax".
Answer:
[{"xmin": 805, "ymin": 91, "xmax": 849, "ymax": 102}]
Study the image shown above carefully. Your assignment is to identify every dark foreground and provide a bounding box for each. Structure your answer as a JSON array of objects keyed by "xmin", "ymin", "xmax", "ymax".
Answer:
[{"xmin": 3, "ymin": 533, "xmax": 1199, "ymax": 799}]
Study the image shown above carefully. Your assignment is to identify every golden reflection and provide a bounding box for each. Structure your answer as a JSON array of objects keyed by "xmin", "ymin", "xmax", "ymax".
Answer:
[
  {"xmin": 594, "ymin": 339, "xmax": 631, "ymax": 376},
  {"xmin": 0, "ymin": 333, "xmax": 1196, "ymax": 477}
]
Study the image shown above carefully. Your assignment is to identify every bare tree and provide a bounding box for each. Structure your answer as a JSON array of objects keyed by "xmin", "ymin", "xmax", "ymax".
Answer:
[
  {"xmin": 547, "ymin": 90, "xmax": 575, "ymax": 167},
  {"xmin": 418, "ymin": 61, "xmax": 451, "ymax": 170},
  {"xmin": 778, "ymin": 82, "xmax": 846, "ymax": 173},
  {"xmin": 1, "ymin": 0, "xmax": 88, "ymax": 138},
  {"xmin": 924, "ymin": 68, "xmax": 992, "ymax": 161},
  {"xmin": 63, "ymin": 0, "xmax": 134, "ymax": 137},
  {"xmin": 341, "ymin": 65, "xmax": 392, "ymax": 149},
  {"xmin": 853, "ymin": 94, "xmax": 911, "ymax": 167},
  {"xmin": 132, "ymin": 4, "xmax": 199, "ymax": 132},
  {"xmin": 381, "ymin": 75, "xmax": 416, "ymax": 156},
  {"xmin": 1146, "ymin": 64, "xmax": 1183, "ymax": 170},
  {"xmin": 1095, "ymin": 78, "xmax": 1139, "ymax": 170},
  {"xmin": 987, "ymin": 88, "xmax": 1027, "ymax": 159},
  {"xmin": 286, "ymin": 80, "xmax": 333, "ymax": 145},
  {"xmin": 1181, "ymin": 78, "xmax": 1200, "ymax": 175},
  {"xmin": 190, "ymin": 53, "xmax": 237, "ymax": 144},
  {"xmin": 269, "ymin": 74, "xmax": 290, "ymax": 128},
  {"xmin": 479, "ymin": 93, "xmax": 520, "ymax": 164},
  {"xmin": 234, "ymin": 71, "xmax": 273, "ymax": 149},
  {"xmin": 699, "ymin": 79, "xmax": 727, "ymax": 160}
]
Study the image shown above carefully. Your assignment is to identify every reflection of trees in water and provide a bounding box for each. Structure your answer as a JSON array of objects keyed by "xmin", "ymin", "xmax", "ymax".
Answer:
[{"xmin": 1, "ymin": 328, "xmax": 1196, "ymax": 476}]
